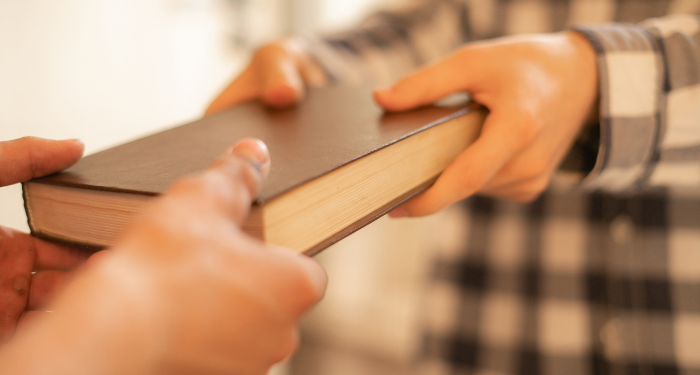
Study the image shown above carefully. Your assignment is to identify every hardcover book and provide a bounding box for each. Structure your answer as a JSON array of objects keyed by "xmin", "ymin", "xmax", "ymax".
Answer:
[{"xmin": 23, "ymin": 87, "xmax": 486, "ymax": 255}]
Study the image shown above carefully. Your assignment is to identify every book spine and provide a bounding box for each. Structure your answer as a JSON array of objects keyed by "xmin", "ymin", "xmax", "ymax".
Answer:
[{"xmin": 21, "ymin": 182, "xmax": 35, "ymax": 236}]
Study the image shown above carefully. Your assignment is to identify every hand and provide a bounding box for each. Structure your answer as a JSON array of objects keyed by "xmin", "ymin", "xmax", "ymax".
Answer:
[
  {"xmin": 206, "ymin": 38, "xmax": 327, "ymax": 114},
  {"xmin": 0, "ymin": 137, "xmax": 98, "ymax": 342},
  {"xmin": 375, "ymin": 31, "xmax": 599, "ymax": 216},
  {"xmin": 0, "ymin": 139, "xmax": 326, "ymax": 375}
]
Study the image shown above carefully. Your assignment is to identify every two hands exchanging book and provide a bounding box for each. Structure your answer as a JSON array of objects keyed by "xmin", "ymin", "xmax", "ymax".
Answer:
[{"xmin": 1, "ymin": 30, "xmax": 599, "ymax": 374}]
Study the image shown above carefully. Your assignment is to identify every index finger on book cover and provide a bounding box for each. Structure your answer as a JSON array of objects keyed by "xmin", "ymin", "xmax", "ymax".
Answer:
[
  {"xmin": 0, "ymin": 137, "xmax": 84, "ymax": 187},
  {"xmin": 373, "ymin": 47, "xmax": 483, "ymax": 112},
  {"xmin": 206, "ymin": 139, "xmax": 270, "ymax": 223},
  {"xmin": 163, "ymin": 139, "xmax": 269, "ymax": 225}
]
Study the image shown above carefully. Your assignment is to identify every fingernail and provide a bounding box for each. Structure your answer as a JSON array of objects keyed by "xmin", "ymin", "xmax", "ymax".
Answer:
[
  {"xmin": 230, "ymin": 138, "xmax": 271, "ymax": 176},
  {"xmin": 388, "ymin": 207, "xmax": 408, "ymax": 218},
  {"xmin": 68, "ymin": 139, "xmax": 84, "ymax": 146},
  {"xmin": 231, "ymin": 139, "xmax": 269, "ymax": 165}
]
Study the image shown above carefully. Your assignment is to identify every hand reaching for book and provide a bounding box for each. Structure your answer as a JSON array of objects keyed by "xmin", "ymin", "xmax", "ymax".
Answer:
[
  {"xmin": 206, "ymin": 38, "xmax": 328, "ymax": 114},
  {"xmin": 375, "ymin": 31, "xmax": 599, "ymax": 216},
  {"xmin": 0, "ymin": 139, "xmax": 327, "ymax": 374},
  {"xmin": 0, "ymin": 137, "xmax": 97, "ymax": 342}
]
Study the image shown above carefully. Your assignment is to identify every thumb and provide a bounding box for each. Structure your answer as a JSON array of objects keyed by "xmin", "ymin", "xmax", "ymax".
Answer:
[
  {"xmin": 0, "ymin": 137, "xmax": 84, "ymax": 187},
  {"xmin": 373, "ymin": 49, "xmax": 478, "ymax": 112},
  {"xmin": 260, "ymin": 56, "xmax": 305, "ymax": 108},
  {"xmin": 162, "ymin": 138, "xmax": 271, "ymax": 226},
  {"xmin": 205, "ymin": 42, "xmax": 306, "ymax": 115}
]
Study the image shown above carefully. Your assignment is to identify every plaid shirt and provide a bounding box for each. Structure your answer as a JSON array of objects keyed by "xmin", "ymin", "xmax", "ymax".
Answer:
[{"xmin": 300, "ymin": 0, "xmax": 700, "ymax": 374}]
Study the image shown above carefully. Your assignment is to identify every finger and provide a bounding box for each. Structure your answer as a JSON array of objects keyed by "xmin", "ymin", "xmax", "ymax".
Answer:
[
  {"xmin": 28, "ymin": 270, "xmax": 69, "ymax": 310},
  {"xmin": 242, "ymin": 243, "xmax": 327, "ymax": 317},
  {"xmin": 165, "ymin": 139, "xmax": 270, "ymax": 226},
  {"xmin": 0, "ymin": 228, "xmax": 35, "ymax": 340},
  {"xmin": 33, "ymin": 237, "xmax": 90, "ymax": 271},
  {"xmin": 298, "ymin": 55, "xmax": 328, "ymax": 88},
  {"xmin": 475, "ymin": 127, "xmax": 566, "ymax": 200},
  {"xmin": 479, "ymin": 176, "xmax": 549, "ymax": 203},
  {"xmin": 0, "ymin": 137, "xmax": 84, "ymax": 187},
  {"xmin": 373, "ymin": 48, "xmax": 483, "ymax": 112},
  {"xmin": 268, "ymin": 246, "xmax": 328, "ymax": 311},
  {"xmin": 285, "ymin": 37, "xmax": 327, "ymax": 88},
  {"xmin": 390, "ymin": 110, "xmax": 535, "ymax": 217},
  {"xmin": 259, "ymin": 49, "xmax": 305, "ymax": 108},
  {"xmin": 206, "ymin": 66, "xmax": 260, "ymax": 115},
  {"xmin": 230, "ymin": 138, "xmax": 271, "ymax": 179}
]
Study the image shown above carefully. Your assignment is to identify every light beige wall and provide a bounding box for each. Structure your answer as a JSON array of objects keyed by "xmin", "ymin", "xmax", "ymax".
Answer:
[{"xmin": 0, "ymin": 0, "xmax": 250, "ymax": 230}]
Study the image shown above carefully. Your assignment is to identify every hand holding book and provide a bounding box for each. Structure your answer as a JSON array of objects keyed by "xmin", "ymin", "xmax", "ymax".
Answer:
[
  {"xmin": 1, "ymin": 139, "xmax": 326, "ymax": 374},
  {"xmin": 206, "ymin": 38, "xmax": 328, "ymax": 113},
  {"xmin": 0, "ymin": 137, "xmax": 92, "ymax": 342},
  {"xmin": 210, "ymin": 32, "xmax": 599, "ymax": 212},
  {"xmin": 375, "ymin": 31, "xmax": 599, "ymax": 215}
]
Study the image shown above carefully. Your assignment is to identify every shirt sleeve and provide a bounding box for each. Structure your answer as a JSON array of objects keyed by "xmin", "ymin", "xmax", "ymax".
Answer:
[
  {"xmin": 573, "ymin": 14, "xmax": 700, "ymax": 191},
  {"xmin": 297, "ymin": 0, "xmax": 470, "ymax": 86}
]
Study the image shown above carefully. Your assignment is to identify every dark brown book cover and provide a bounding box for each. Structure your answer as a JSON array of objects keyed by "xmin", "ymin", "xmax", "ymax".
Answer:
[
  {"xmin": 25, "ymin": 87, "xmax": 482, "ymax": 253},
  {"xmin": 29, "ymin": 87, "xmax": 479, "ymax": 201}
]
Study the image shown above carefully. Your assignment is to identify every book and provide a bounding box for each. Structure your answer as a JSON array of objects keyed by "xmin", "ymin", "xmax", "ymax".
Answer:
[{"xmin": 23, "ymin": 87, "xmax": 486, "ymax": 255}]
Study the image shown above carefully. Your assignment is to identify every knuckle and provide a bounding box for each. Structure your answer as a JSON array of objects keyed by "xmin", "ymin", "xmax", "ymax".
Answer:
[
  {"xmin": 514, "ymin": 192, "xmax": 539, "ymax": 203},
  {"xmin": 169, "ymin": 175, "xmax": 205, "ymax": 196},
  {"xmin": 455, "ymin": 170, "xmax": 483, "ymax": 198},
  {"xmin": 217, "ymin": 155, "xmax": 262, "ymax": 199},
  {"xmin": 25, "ymin": 140, "xmax": 40, "ymax": 177},
  {"xmin": 270, "ymin": 330, "xmax": 298, "ymax": 364},
  {"xmin": 17, "ymin": 136, "xmax": 38, "ymax": 147},
  {"xmin": 286, "ymin": 262, "xmax": 324, "ymax": 309},
  {"xmin": 169, "ymin": 157, "xmax": 261, "ymax": 219},
  {"xmin": 510, "ymin": 109, "xmax": 541, "ymax": 146},
  {"xmin": 532, "ymin": 176, "xmax": 550, "ymax": 195},
  {"xmin": 530, "ymin": 156, "xmax": 549, "ymax": 175},
  {"xmin": 293, "ymin": 271, "xmax": 323, "ymax": 308},
  {"xmin": 168, "ymin": 175, "xmax": 226, "ymax": 208},
  {"xmin": 519, "ymin": 157, "xmax": 549, "ymax": 181},
  {"xmin": 514, "ymin": 178, "xmax": 549, "ymax": 202}
]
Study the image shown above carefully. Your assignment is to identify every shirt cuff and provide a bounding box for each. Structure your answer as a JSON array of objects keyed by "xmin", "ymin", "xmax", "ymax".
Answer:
[{"xmin": 571, "ymin": 24, "xmax": 664, "ymax": 192}]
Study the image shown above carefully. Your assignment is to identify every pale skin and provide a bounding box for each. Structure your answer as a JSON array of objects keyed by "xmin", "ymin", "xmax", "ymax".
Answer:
[
  {"xmin": 207, "ymin": 31, "xmax": 599, "ymax": 214},
  {"xmin": 0, "ymin": 136, "xmax": 326, "ymax": 374},
  {"xmin": 0, "ymin": 137, "xmax": 94, "ymax": 340}
]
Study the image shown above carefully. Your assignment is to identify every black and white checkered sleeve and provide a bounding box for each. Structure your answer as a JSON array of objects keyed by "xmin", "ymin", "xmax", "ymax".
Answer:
[
  {"xmin": 297, "ymin": 0, "xmax": 469, "ymax": 86},
  {"xmin": 574, "ymin": 14, "xmax": 700, "ymax": 191}
]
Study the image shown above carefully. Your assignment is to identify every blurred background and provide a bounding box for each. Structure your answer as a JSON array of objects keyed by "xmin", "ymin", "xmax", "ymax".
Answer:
[{"xmin": 0, "ymin": 1, "xmax": 449, "ymax": 374}]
